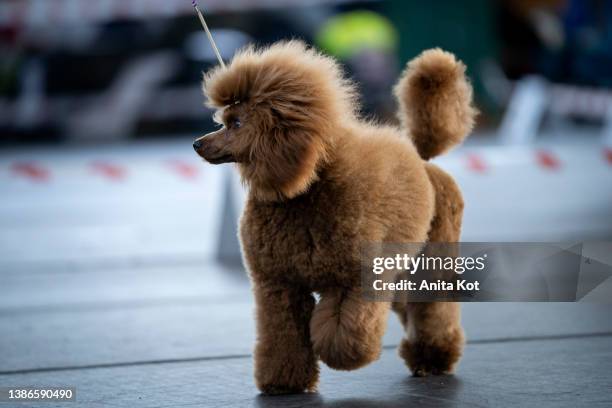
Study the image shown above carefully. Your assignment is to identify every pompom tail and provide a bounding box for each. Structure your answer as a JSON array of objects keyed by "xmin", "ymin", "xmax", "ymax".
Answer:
[{"xmin": 394, "ymin": 49, "xmax": 477, "ymax": 160}]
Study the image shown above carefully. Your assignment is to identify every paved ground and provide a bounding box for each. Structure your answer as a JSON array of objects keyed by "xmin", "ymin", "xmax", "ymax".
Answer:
[{"xmin": 1, "ymin": 138, "xmax": 612, "ymax": 407}]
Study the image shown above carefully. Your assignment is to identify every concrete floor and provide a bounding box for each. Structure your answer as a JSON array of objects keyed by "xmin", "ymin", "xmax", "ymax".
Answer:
[{"xmin": 1, "ymin": 138, "xmax": 612, "ymax": 407}]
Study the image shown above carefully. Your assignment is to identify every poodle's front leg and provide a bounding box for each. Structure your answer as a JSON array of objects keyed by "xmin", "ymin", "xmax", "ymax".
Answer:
[
  {"xmin": 310, "ymin": 289, "xmax": 389, "ymax": 370},
  {"xmin": 253, "ymin": 282, "xmax": 318, "ymax": 395}
]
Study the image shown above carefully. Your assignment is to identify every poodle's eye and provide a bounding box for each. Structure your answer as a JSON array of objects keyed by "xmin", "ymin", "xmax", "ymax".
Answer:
[{"xmin": 231, "ymin": 118, "xmax": 242, "ymax": 129}]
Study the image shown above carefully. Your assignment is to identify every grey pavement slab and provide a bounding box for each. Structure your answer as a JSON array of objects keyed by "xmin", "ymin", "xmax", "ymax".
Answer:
[
  {"xmin": 2, "ymin": 294, "xmax": 611, "ymax": 373},
  {"xmin": 2, "ymin": 256, "xmax": 612, "ymax": 373},
  {"xmin": 0, "ymin": 263, "xmax": 250, "ymax": 310},
  {"xmin": 0, "ymin": 335, "xmax": 610, "ymax": 408}
]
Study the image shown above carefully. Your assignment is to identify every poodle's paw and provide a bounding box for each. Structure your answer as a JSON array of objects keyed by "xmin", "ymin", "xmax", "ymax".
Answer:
[
  {"xmin": 258, "ymin": 383, "xmax": 314, "ymax": 396},
  {"xmin": 256, "ymin": 375, "xmax": 318, "ymax": 395},
  {"xmin": 254, "ymin": 351, "xmax": 319, "ymax": 395},
  {"xmin": 310, "ymin": 293, "xmax": 387, "ymax": 370},
  {"xmin": 399, "ymin": 328, "xmax": 465, "ymax": 377}
]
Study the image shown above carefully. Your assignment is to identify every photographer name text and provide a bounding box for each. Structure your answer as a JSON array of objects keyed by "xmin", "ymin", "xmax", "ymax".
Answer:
[{"xmin": 371, "ymin": 253, "xmax": 486, "ymax": 292}]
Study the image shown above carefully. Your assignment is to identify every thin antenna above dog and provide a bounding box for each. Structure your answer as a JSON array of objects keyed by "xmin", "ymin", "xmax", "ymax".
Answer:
[{"xmin": 191, "ymin": 0, "xmax": 226, "ymax": 69}]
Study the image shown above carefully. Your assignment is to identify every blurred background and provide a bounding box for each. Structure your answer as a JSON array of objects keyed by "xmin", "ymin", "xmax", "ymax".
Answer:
[
  {"xmin": 1, "ymin": 0, "xmax": 611, "ymax": 249},
  {"xmin": 2, "ymin": 0, "xmax": 612, "ymax": 294},
  {"xmin": 2, "ymin": 0, "xmax": 612, "ymax": 142},
  {"xmin": 1, "ymin": 1, "xmax": 612, "ymax": 402}
]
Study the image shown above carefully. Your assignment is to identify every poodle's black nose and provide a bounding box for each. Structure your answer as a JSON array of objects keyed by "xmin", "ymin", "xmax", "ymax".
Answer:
[{"xmin": 193, "ymin": 140, "xmax": 202, "ymax": 150}]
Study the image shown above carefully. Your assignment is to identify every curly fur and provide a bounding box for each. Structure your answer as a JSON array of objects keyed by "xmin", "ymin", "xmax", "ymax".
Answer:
[{"xmin": 195, "ymin": 40, "xmax": 476, "ymax": 394}]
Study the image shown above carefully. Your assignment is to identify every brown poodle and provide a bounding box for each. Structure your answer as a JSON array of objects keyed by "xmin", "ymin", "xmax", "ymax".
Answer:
[{"xmin": 194, "ymin": 40, "xmax": 476, "ymax": 394}]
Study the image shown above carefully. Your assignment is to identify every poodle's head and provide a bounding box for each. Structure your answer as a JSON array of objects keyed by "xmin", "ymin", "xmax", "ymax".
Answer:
[{"xmin": 194, "ymin": 40, "xmax": 356, "ymax": 201}]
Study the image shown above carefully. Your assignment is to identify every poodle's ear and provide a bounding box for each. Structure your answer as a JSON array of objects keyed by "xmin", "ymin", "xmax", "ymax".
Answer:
[{"xmin": 240, "ymin": 124, "xmax": 328, "ymax": 201}]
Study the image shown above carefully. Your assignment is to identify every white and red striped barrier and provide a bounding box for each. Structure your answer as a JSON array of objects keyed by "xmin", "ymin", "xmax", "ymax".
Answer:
[
  {"xmin": 4, "ymin": 158, "xmax": 204, "ymax": 184},
  {"xmin": 3, "ymin": 146, "xmax": 610, "ymax": 184},
  {"xmin": 0, "ymin": 140, "xmax": 611, "ymax": 268}
]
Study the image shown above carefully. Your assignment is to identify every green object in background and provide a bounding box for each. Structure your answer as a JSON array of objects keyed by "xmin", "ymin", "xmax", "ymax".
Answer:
[
  {"xmin": 383, "ymin": 0, "xmax": 498, "ymax": 112},
  {"xmin": 316, "ymin": 10, "xmax": 399, "ymax": 58}
]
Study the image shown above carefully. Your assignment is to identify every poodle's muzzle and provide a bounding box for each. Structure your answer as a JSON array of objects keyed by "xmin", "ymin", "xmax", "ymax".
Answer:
[{"xmin": 193, "ymin": 130, "xmax": 235, "ymax": 164}]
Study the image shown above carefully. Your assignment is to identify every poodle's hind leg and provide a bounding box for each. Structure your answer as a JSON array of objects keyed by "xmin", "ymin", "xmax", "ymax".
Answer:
[
  {"xmin": 310, "ymin": 289, "xmax": 389, "ymax": 370},
  {"xmin": 393, "ymin": 162, "xmax": 466, "ymax": 376},
  {"xmin": 392, "ymin": 301, "xmax": 464, "ymax": 376},
  {"xmin": 253, "ymin": 282, "xmax": 319, "ymax": 395}
]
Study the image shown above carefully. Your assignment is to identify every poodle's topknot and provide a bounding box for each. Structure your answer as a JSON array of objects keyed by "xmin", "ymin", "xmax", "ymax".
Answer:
[
  {"xmin": 203, "ymin": 40, "xmax": 357, "ymax": 123},
  {"xmin": 394, "ymin": 48, "xmax": 477, "ymax": 160}
]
